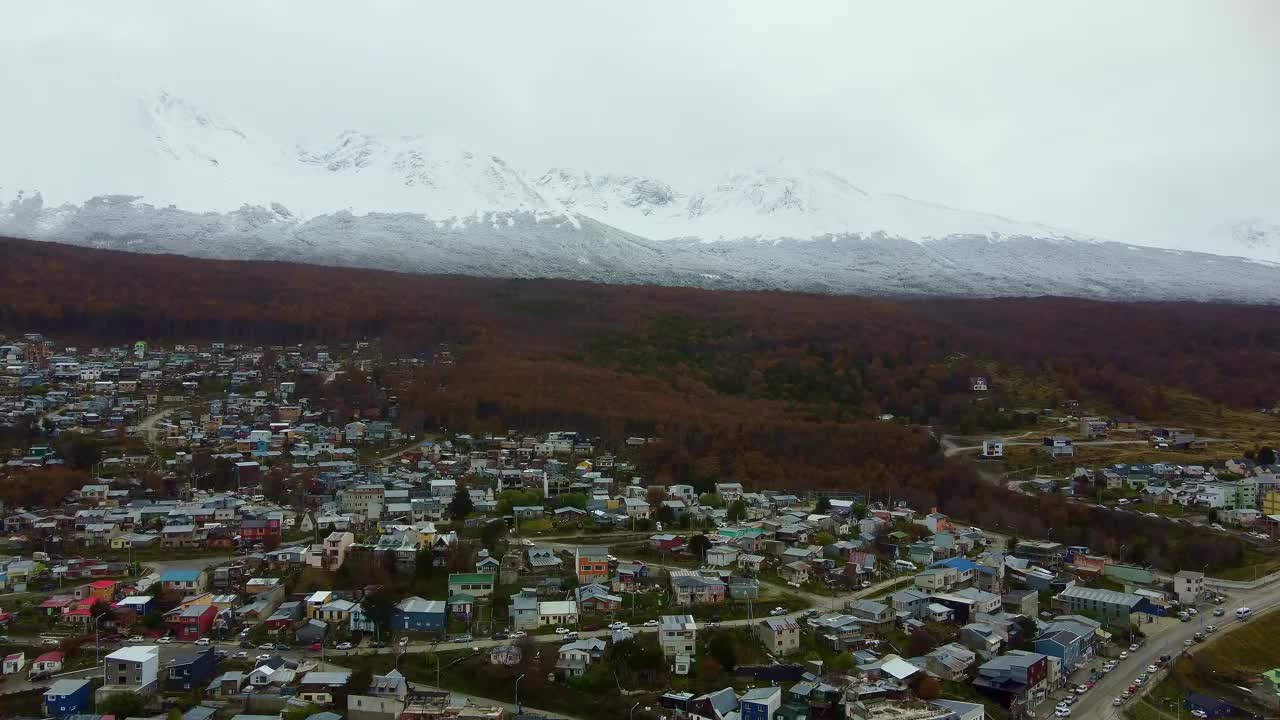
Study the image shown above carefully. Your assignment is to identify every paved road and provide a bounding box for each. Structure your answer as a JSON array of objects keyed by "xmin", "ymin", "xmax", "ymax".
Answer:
[{"xmin": 1058, "ymin": 586, "xmax": 1280, "ymax": 719}]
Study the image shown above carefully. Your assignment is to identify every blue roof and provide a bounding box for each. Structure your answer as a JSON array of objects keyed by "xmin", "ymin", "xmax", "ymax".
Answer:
[
  {"xmin": 930, "ymin": 557, "xmax": 996, "ymax": 576},
  {"xmin": 160, "ymin": 569, "xmax": 202, "ymax": 582}
]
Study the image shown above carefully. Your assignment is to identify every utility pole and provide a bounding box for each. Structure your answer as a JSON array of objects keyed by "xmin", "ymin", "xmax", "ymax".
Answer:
[{"xmin": 514, "ymin": 673, "xmax": 525, "ymax": 714}]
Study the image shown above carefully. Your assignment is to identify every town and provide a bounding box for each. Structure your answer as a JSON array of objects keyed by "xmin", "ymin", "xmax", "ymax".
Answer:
[{"xmin": 2, "ymin": 333, "xmax": 1279, "ymax": 720}]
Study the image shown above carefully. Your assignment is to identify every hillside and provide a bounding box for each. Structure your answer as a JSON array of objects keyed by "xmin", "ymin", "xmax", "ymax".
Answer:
[{"xmin": 3, "ymin": 236, "xmax": 1273, "ymax": 571}]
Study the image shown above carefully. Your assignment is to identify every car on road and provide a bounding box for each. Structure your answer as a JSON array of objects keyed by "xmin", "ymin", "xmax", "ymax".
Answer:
[
  {"xmin": 196, "ymin": 638, "xmax": 211, "ymax": 646},
  {"xmin": 1190, "ymin": 710, "xmax": 1209, "ymax": 719},
  {"xmin": 608, "ymin": 621, "xmax": 628, "ymax": 630},
  {"xmin": 493, "ymin": 631, "xmax": 509, "ymax": 640},
  {"xmin": 256, "ymin": 654, "xmax": 271, "ymax": 663},
  {"xmin": 453, "ymin": 635, "xmax": 472, "ymax": 644},
  {"xmin": 309, "ymin": 643, "xmax": 322, "ymax": 651},
  {"xmin": 274, "ymin": 643, "xmax": 289, "ymax": 651},
  {"xmin": 399, "ymin": 637, "xmax": 409, "ymax": 647},
  {"xmin": 1187, "ymin": 607, "xmax": 1198, "ymax": 616},
  {"xmin": 1129, "ymin": 643, "xmax": 1140, "ymax": 652},
  {"xmin": 128, "ymin": 635, "xmax": 144, "ymax": 643},
  {"xmin": 770, "ymin": 607, "xmax": 787, "ymax": 616},
  {"xmin": 1205, "ymin": 625, "xmax": 1218, "ymax": 633},
  {"xmin": 555, "ymin": 628, "xmax": 571, "ymax": 635},
  {"xmin": 337, "ymin": 642, "xmax": 353, "ymax": 650},
  {"xmin": 234, "ymin": 651, "xmax": 248, "ymax": 659},
  {"xmin": 1118, "ymin": 651, "xmax": 1129, "ymax": 659},
  {"xmin": 157, "ymin": 636, "xmax": 174, "ymax": 644},
  {"xmin": 643, "ymin": 620, "xmax": 659, "ymax": 627},
  {"xmin": 1213, "ymin": 608, "xmax": 1226, "ymax": 617},
  {"xmin": 1184, "ymin": 638, "xmax": 1194, "ymax": 646},
  {"xmin": 1055, "ymin": 709, "xmax": 1071, "ymax": 717},
  {"xmin": 1113, "ymin": 698, "xmax": 1124, "ymax": 706},
  {"xmin": 259, "ymin": 643, "xmax": 274, "ymax": 650},
  {"xmin": 1146, "ymin": 664, "xmax": 1158, "ymax": 673},
  {"xmin": 510, "ymin": 631, "xmax": 527, "ymax": 639}
]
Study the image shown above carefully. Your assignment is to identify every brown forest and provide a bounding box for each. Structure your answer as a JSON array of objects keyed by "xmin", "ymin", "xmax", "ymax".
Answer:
[{"xmin": 3, "ymin": 236, "xmax": 1277, "ymax": 572}]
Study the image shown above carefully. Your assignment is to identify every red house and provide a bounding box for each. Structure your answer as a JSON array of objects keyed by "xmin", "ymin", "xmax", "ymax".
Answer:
[
  {"xmin": 239, "ymin": 518, "xmax": 281, "ymax": 545},
  {"xmin": 649, "ymin": 534, "xmax": 685, "ymax": 552},
  {"xmin": 166, "ymin": 604, "xmax": 217, "ymax": 640}
]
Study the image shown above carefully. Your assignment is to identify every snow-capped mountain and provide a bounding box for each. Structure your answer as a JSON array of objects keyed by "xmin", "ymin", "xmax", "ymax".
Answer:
[{"xmin": 3, "ymin": 89, "xmax": 1279, "ymax": 302}]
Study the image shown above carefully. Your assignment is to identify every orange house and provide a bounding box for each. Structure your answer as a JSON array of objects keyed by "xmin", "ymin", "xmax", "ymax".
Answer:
[
  {"xmin": 87, "ymin": 580, "xmax": 119, "ymax": 601},
  {"xmin": 575, "ymin": 546, "xmax": 610, "ymax": 584}
]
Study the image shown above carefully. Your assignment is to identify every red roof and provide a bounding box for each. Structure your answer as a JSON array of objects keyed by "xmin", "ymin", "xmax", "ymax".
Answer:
[
  {"xmin": 34, "ymin": 651, "xmax": 63, "ymax": 663},
  {"xmin": 89, "ymin": 580, "xmax": 119, "ymax": 589},
  {"xmin": 38, "ymin": 596, "xmax": 73, "ymax": 608}
]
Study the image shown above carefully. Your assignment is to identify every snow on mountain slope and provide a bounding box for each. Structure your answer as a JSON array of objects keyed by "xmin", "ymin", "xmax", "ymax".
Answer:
[
  {"xmin": 1201, "ymin": 219, "xmax": 1280, "ymax": 264},
  {"xmin": 4, "ymin": 88, "xmax": 1280, "ymax": 302},
  {"xmin": 537, "ymin": 165, "xmax": 1082, "ymax": 243}
]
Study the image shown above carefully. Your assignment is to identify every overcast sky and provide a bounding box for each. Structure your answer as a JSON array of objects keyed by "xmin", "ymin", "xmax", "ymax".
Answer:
[{"xmin": 4, "ymin": 1, "xmax": 1278, "ymax": 248}]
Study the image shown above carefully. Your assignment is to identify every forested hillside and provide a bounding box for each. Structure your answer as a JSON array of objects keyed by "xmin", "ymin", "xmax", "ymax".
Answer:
[{"xmin": 3, "ymin": 235, "xmax": 1276, "ymax": 572}]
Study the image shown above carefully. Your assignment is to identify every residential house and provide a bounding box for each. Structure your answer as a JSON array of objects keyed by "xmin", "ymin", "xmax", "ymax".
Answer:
[
  {"xmin": 29, "ymin": 650, "xmax": 64, "ymax": 678},
  {"xmin": 447, "ymin": 573, "xmax": 494, "ymax": 598},
  {"xmin": 166, "ymin": 603, "xmax": 216, "ymax": 641},
  {"xmin": 164, "ymin": 648, "xmax": 218, "ymax": 692},
  {"xmin": 973, "ymin": 650, "xmax": 1050, "ymax": 709},
  {"xmin": 103, "ymin": 645, "xmax": 160, "ymax": 689},
  {"xmin": 299, "ymin": 670, "xmax": 352, "ymax": 705},
  {"xmin": 740, "ymin": 686, "xmax": 782, "ymax": 720},
  {"xmin": 392, "ymin": 597, "xmax": 446, "ymax": 632},
  {"xmin": 659, "ymin": 614, "xmax": 698, "ymax": 657},
  {"xmin": 159, "ymin": 569, "xmax": 206, "ymax": 595},
  {"xmin": 575, "ymin": 547, "xmax": 610, "ymax": 585},
  {"xmin": 509, "ymin": 589, "xmax": 540, "ymax": 631},
  {"xmin": 44, "ymin": 678, "xmax": 93, "ymax": 718},
  {"xmin": 671, "ymin": 574, "xmax": 727, "ymax": 605},
  {"xmin": 923, "ymin": 643, "xmax": 977, "ymax": 681},
  {"xmin": 757, "ymin": 617, "xmax": 800, "ymax": 656},
  {"xmin": 538, "ymin": 600, "xmax": 578, "ymax": 627},
  {"xmin": 555, "ymin": 638, "xmax": 607, "ymax": 679}
]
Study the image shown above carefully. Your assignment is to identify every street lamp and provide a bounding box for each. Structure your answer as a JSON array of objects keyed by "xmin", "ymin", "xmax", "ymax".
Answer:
[
  {"xmin": 514, "ymin": 673, "xmax": 525, "ymax": 714},
  {"xmin": 93, "ymin": 612, "xmax": 110, "ymax": 667},
  {"xmin": 630, "ymin": 701, "xmax": 640, "ymax": 719}
]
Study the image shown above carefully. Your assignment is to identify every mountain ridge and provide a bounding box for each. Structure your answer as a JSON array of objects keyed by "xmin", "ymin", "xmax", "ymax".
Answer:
[{"xmin": 3, "ymin": 89, "xmax": 1279, "ymax": 300}]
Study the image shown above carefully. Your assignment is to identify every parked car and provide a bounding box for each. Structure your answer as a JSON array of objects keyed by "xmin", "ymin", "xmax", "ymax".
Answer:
[
  {"xmin": 643, "ymin": 620, "xmax": 659, "ymax": 627},
  {"xmin": 309, "ymin": 643, "xmax": 322, "ymax": 651},
  {"xmin": 258, "ymin": 643, "xmax": 274, "ymax": 650},
  {"xmin": 1213, "ymin": 608, "xmax": 1226, "ymax": 617},
  {"xmin": 128, "ymin": 635, "xmax": 144, "ymax": 643},
  {"xmin": 196, "ymin": 638, "xmax": 211, "ymax": 646},
  {"xmin": 510, "ymin": 631, "xmax": 527, "ymax": 639},
  {"xmin": 274, "ymin": 643, "xmax": 289, "ymax": 651},
  {"xmin": 608, "ymin": 622, "xmax": 628, "ymax": 630},
  {"xmin": 452, "ymin": 635, "xmax": 472, "ymax": 644},
  {"xmin": 336, "ymin": 642, "xmax": 353, "ymax": 650},
  {"xmin": 1205, "ymin": 625, "xmax": 1218, "ymax": 633},
  {"xmin": 555, "ymin": 628, "xmax": 571, "ymax": 635},
  {"xmin": 770, "ymin": 607, "xmax": 787, "ymax": 616},
  {"xmin": 157, "ymin": 636, "xmax": 173, "ymax": 644}
]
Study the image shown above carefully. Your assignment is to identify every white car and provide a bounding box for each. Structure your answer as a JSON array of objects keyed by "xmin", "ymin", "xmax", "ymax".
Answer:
[
  {"xmin": 1146, "ymin": 664, "xmax": 1158, "ymax": 673},
  {"xmin": 608, "ymin": 621, "xmax": 628, "ymax": 630},
  {"xmin": 234, "ymin": 651, "xmax": 248, "ymax": 659},
  {"xmin": 555, "ymin": 627, "xmax": 571, "ymax": 635},
  {"xmin": 128, "ymin": 635, "xmax": 144, "ymax": 643},
  {"xmin": 195, "ymin": 638, "xmax": 210, "ymax": 646},
  {"xmin": 1113, "ymin": 698, "xmax": 1123, "ymax": 706},
  {"xmin": 156, "ymin": 636, "xmax": 173, "ymax": 644},
  {"xmin": 643, "ymin": 620, "xmax": 659, "ymax": 627},
  {"xmin": 399, "ymin": 637, "xmax": 409, "ymax": 647},
  {"xmin": 1055, "ymin": 709, "xmax": 1071, "ymax": 718},
  {"xmin": 1128, "ymin": 643, "xmax": 1140, "ymax": 652},
  {"xmin": 770, "ymin": 607, "xmax": 787, "ymax": 616},
  {"xmin": 1205, "ymin": 624, "xmax": 1218, "ymax": 633},
  {"xmin": 510, "ymin": 631, "xmax": 527, "ymax": 639},
  {"xmin": 1118, "ymin": 651, "xmax": 1129, "ymax": 659},
  {"xmin": 336, "ymin": 642, "xmax": 353, "ymax": 650}
]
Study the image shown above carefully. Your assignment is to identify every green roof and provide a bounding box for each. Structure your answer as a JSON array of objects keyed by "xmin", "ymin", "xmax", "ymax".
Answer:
[
  {"xmin": 448, "ymin": 573, "xmax": 494, "ymax": 585},
  {"xmin": 449, "ymin": 593, "xmax": 476, "ymax": 604}
]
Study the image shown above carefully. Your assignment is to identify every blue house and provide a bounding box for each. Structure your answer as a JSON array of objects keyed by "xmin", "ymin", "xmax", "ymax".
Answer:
[
  {"xmin": 1034, "ymin": 630, "xmax": 1086, "ymax": 681},
  {"xmin": 164, "ymin": 648, "xmax": 219, "ymax": 691},
  {"xmin": 740, "ymin": 686, "xmax": 781, "ymax": 720},
  {"xmin": 44, "ymin": 678, "xmax": 92, "ymax": 717},
  {"xmin": 391, "ymin": 596, "xmax": 446, "ymax": 632}
]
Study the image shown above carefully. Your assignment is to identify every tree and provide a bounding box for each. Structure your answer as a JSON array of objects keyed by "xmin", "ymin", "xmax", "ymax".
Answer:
[
  {"xmin": 706, "ymin": 631, "xmax": 738, "ymax": 671},
  {"xmin": 814, "ymin": 531, "xmax": 836, "ymax": 547},
  {"xmin": 912, "ymin": 674, "xmax": 942, "ymax": 700},
  {"xmin": 361, "ymin": 588, "xmax": 396, "ymax": 634},
  {"xmin": 656, "ymin": 504, "xmax": 675, "ymax": 526},
  {"xmin": 688, "ymin": 533, "xmax": 711, "ymax": 562},
  {"xmin": 852, "ymin": 503, "xmax": 869, "ymax": 520},
  {"xmin": 553, "ymin": 492, "xmax": 588, "ymax": 510},
  {"xmin": 140, "ymin": 611, "xmax": 164, "ymax": 630},
  {"xmin": 1258, "ymin": 446, "xmax": 1277, "ymax": 466},
  {"xmin": 907, "ymin": 627, "xmax": 936, "ymax": 657},
  {"xmin": 99, "ymin": 692, "xmax": 148, "ymax": 718},
  {"xmin": 698, "ymin": 492, "xmax": 726, "ymax": 509},
  {"xmin": 814, "ymin": 497, "xmax": 831, "ymax": 513},
  {"xmin": 726, "ymin": 500, "xmax": 746, "ymax": 523},
  {"xmin": 348, "ymin": 666, "xmax": 374, "ymax": 695},
  {"xmin": 448, "ymin": 486, "xmax": 475, "ymax": 520},
  {"xmin": 55, "ymin": 433, "xmax": 102, "ymax": 471}
]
